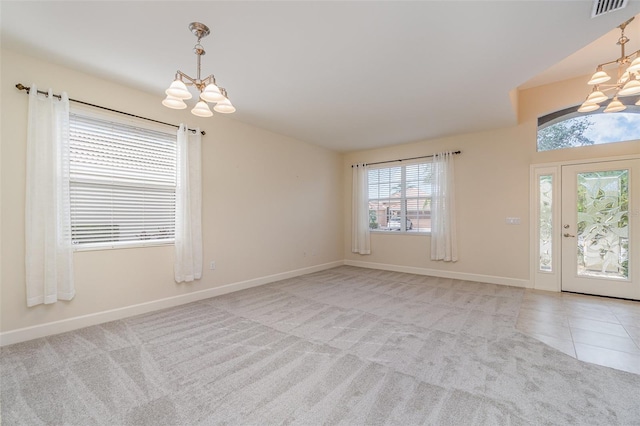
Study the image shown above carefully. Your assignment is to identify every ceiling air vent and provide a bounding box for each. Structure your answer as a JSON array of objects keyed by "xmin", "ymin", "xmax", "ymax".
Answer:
[{"xmin": 591, "ymin": 0, "xmax": 628, "ymax": 17}]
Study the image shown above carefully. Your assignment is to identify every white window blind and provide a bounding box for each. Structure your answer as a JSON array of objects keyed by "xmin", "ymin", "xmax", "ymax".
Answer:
[
  {"xmin": 69, "ymin": 113, "xmax": 177, "ymax": 248},
  {"xmin": 368, "ymin": 162, "xmax": 432, "ymax": 233}
]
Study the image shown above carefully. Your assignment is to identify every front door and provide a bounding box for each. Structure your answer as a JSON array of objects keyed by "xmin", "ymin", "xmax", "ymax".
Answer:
[{"xmin": 561, "ymin": 159, "xmax": 640, "ymax": 300}]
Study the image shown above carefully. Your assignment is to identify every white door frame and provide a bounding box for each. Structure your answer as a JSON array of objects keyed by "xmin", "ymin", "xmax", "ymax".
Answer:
[{"xmin": 530, "ymin": 154, "xmax": 640, "ymax": 293}]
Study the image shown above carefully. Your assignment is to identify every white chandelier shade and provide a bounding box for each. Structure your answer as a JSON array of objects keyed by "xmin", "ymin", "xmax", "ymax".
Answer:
[
  {"xmin": 629, "ymin": 57, "xmax": 640, "ymax": 73},
  {"xmin": 586, "ymin": 90, "xmax": 608, "ymax": 103},
  {"xmin": 211, "ymin": 88, "xmax": 236, "ymax": 113},
  {"xmin": 579, "ymin": 17, "xmax": 640, "ymax": 114},
  {"xmin": 619, "ymin": 78, "xmax": 640, "ymax": 96},
  {"xmin": 163, "ymin": 22, "xmax": 235, "ymax": 117},
  {"xmin": 162, "ymin": 95, "xmax": 187, "ymax": 109},
  {"xmin": 587, "ymin": 70, "xmax": 611, "ymax": 85},
  {"xmin": 603, "ymin": 97, "xmax": 626, "ymax": 113},
  {"xmin": 166, "ymin": 80, "xmax": 192, "ymax": 100},
  {"xmin": 577, "ymin": 102, "xmax": 600, "ymax": 113},
  {"xmin": 191, "ymin": 101, "xmax": 214, "ymax": 117},
  {"xmin": 200, "ymin": 83, "xmax": 225, "ymax": 103},
  {"xmin": 213, "ymin": 99, "xmax": 236, "ymax": 114}
]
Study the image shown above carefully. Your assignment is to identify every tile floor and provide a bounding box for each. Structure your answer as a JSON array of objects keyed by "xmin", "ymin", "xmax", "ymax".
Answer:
[{"xmin": 516, "ymin": 289, "xmax": 640, "ymax": 375}]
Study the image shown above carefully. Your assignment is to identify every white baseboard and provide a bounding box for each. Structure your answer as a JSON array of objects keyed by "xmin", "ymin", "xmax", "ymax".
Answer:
[
  {"xmin": 0, "ymin": 259, "xmax": 532, "ymax": 346},
  {"xmin": 344, "ymin": 260, "xmax": 531, "ymax": 288},
  {"xmin": 0, "ymin": 261, "xmax": 344, "ymax": 347}
]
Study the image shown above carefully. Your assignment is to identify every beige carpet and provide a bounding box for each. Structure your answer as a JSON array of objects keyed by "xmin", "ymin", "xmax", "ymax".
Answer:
[{"xmin": 2, "ymin": 266, "xmax": 639, "ymax": 425}]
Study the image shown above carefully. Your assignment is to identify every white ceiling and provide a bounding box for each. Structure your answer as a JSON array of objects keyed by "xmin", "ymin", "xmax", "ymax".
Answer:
[{"xmin": 2, "ymin": 1, "xmax": 640, "ymax": 152}]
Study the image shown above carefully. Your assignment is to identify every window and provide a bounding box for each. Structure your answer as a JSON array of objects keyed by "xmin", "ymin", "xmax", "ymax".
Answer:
[
  {"xmin": 69, "ymin": 112, "xmax": 177, "ymax": 249},
  {"xmin": 537, "ymin": 101, "xmax": 640, "ymax": 152},
  {"xmin": 368, "ymin": 162, "xmax": 432, "ymax": 233},
  {"xmin": 538, "ymin": 174, "xmax": 553, "ymax": 272}
]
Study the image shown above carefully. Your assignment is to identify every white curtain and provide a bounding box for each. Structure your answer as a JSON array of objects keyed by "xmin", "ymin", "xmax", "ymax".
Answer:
[
  {"xmin": 25, "ymin": 85, "xmax": 74, "ymax": 306},
  {"xmin": 431, "ymin": 151, "xmax": 458, "ymax": 262},
  {"xmin": 351, "ymin": 163, "xmax": 371, "ymax": 255},
  {"xmin": 174, "ymin": 125, "xmax": 203, "ymax": 282}
]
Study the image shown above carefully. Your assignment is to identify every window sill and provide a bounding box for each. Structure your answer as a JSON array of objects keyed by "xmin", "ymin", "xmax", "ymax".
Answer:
[
  {"xmin": 73, "ymin": 240, "xmax": 174, "ymax": 252},
  {"xmin": 370, "ymin": 230, "xmax": 430, "ymax": 236}
]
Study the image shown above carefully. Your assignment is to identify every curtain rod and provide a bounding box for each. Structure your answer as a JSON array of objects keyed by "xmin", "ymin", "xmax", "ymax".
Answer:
[
  {"xmin": 353, "ymin": 150, "xmax": 461, "ymax": 167},
  {"xmin": 15, "ymin": 83, "xmax": 205, "ymax": 136}
]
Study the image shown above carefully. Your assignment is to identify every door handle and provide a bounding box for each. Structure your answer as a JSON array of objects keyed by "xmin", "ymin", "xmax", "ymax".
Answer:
[{"xmin": 563, "ymin": 233, "xmax": 575, "ymax": 238}]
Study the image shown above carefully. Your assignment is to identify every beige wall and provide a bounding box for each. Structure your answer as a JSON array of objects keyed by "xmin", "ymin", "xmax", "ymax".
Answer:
[
  {"xmin": 343, "ymin": 76, "xmax": 640, "ymax": 283},
  {"xmin": 1, "ymin": 49, "xmax": 344, "ymax": 334},
  {"xmin": 2, "ymin": 48, "xmax": 639, "ymax": 338}
]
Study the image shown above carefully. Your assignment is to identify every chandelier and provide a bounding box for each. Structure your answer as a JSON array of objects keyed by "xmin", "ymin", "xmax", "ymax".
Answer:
[
  {"xmin": 162, "ymin": 22, "xmax": 235, "ymax": 117},
  {"xmin": 579, "ymin": 16, "xmax": 640, "ymax": 113}
]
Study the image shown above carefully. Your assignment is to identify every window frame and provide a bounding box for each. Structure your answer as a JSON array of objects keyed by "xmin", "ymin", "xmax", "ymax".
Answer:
[
  {"xmin": 69, "ymin": 105, "xmax": 178, "ymax": 251},
  {"xmin": 367, "ymin": 160, "xmax": 432, "ymax": 235}
]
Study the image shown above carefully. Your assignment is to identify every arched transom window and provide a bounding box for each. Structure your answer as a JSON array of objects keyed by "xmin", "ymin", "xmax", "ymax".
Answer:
[{"xmin": 537, "ymin": 98, "xmax": 640, "ymax": 152}]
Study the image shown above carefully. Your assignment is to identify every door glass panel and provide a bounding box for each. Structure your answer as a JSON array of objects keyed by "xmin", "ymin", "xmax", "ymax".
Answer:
[
  {"xmin": 539, "ymin": 175, "xmax": 553, "ymax": 272},
  {"xmin": 576, "ymin": 169, "xmax": 629, "ymax": 280}
]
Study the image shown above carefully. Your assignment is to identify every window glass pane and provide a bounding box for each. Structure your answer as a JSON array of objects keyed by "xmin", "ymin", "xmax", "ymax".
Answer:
[
  {"xmin": 576, "ymin": 170, "xmax": 629, "ymax": 280},
  {"xmin": 71, "ymin": 183, "xmax": 175, "ymax": 244},
  {"xmin": 368, "ymin": 200, "xmax": 386, "ymax": 230},
  {"xmin": 408, "ymin": 197, "xmax": 431, "ymax": 233},
  {"xmin": 539, "ymin": 175, "xmax": 552, "ymax": 272},
  {"xmin": 389, "ymin": 167, "xmax": 401, "ymax": 184},
  {"xmin": 379, "ymin": 183, "xmax": 392, "ymax": 198},
  {"xmin": 537, "ymin": 106, "xmax": 640, "ymax": 152}
]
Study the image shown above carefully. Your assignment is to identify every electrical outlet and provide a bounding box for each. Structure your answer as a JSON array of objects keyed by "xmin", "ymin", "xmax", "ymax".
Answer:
[
  {"xmin": 506, "ymin": 217, "xmax": 521, "ymax": 225},
  {"xmin": 209, "ymin": 261, "xmax": 216, "ymax": 270}
]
